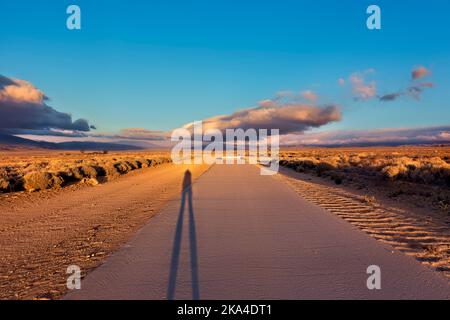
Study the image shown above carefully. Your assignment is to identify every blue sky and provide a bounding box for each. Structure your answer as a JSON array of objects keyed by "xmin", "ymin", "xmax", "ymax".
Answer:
[{"xmin": 1, "ymin": 0, "xmax": 449, "ymax": 143}]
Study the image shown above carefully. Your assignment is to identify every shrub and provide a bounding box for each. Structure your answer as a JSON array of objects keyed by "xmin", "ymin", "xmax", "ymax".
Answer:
[
  {"xmin": 382, "ymin": 165, "xmax": 403, "ymax": 179},
  {"xmin": 101, "ymin": 162, "xmax": 120, "ymax": 177},
  {"xmin": 78, "ymin": 165, "xmax": 105, "ymax": 178},
  {"xmin": 316, "ymin": 161, "xmax": 335, "ymax": 174},
  {"xmin": 69, "ymin": 167, "xmax": 85, "ymax": 180},
  {"xmin": 23, "ymin": 172, "xmax": 63, "ymax": 191},
  {"xmin": 0, "ymin": 177, "xmax": 9, "ymax": 192},
  {"xmin": 114, "ymin": 162, "xmax": 130, "ymax": 174}
]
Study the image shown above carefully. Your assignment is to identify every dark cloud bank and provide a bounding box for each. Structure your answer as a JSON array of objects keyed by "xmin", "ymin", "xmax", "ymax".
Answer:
[{"xmin": 0, "ymin": 74, "xmax": 94, "ymax": 134}]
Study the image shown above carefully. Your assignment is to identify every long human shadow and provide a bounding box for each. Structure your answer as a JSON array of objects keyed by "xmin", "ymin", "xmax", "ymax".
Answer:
[{"xmin": 167, "ymin": 170, "xmax": 200, "ymax": 300}]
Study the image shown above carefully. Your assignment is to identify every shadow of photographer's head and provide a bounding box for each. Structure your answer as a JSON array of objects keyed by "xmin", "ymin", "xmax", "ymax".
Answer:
[{"xmin": 182, "ymin": 170, "xmax": 192, "ymax": 191}]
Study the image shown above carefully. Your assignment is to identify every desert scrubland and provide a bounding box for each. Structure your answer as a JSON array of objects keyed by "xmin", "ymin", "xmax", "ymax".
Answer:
[
  {"xmin": 1, "ymin": 146, "xmax": 450, "ymax": 299},
  {"xmin": 278, "ymin": 146, "xmax": 450, "ymax": 278},
  {"xmin": 279, "ymin": 146, "xmax": 450, "ymax": 211},
  {"xmin": 0, "ymin": 150, "xmax": 172, "ymax": 193}
]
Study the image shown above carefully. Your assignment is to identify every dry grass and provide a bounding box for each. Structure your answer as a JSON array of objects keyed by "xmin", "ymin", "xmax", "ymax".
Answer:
[
  {"xmin": 279, "ymin": 146, "xmax": 450, "ymax": 214},
  {"xmin": 0, "ymin": 150, "xmax": 172, "ymax": 193},
  {"xmin": 280, "ymin": 146, "xmax": 450, "ymax": 185}
]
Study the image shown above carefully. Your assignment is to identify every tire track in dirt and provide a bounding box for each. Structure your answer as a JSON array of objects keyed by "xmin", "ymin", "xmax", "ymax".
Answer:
[{"xmin": 276, "ymin": 168, "xmax": 450, "ymax": 278}]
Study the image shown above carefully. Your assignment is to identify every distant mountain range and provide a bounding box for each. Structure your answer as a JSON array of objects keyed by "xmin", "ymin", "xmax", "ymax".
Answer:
[
  {"xmin": 1, "ymin": 133, "xmax": 448, "ymax": 151},
  {"xmin": 284, "ymin": 140, "xmax": 450, "ymax": 148},
  {"xmin": 0, "ymin": 134, "xmax": 143, "ymax": 151}
]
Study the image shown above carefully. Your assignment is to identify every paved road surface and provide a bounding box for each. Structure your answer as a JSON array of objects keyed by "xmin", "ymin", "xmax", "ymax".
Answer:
[{"xmin": 65, "ymin": 164, "xmax": 450, "ymax": 299}]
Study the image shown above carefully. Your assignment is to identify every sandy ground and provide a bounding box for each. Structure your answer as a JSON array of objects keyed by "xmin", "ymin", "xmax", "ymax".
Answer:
[
  {"xmin": 2, "ymin": 159, "xmax": 449, "ymax": 300},
  {"xmin": 276, "ymin": 167, "xmax": 450, "ymax": 278},
  {"xmin": 0, "ymin": 163, "xmax": 210, "ymax": 300},
  {"xmin": 66, "ymin": 164, "xmax": 450, "ymax": 300}
]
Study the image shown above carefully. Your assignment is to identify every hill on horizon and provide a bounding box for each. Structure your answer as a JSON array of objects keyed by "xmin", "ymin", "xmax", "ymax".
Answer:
[{"xmin": 0, "ymin": 133, "xmax": 143, "ymax": 151}]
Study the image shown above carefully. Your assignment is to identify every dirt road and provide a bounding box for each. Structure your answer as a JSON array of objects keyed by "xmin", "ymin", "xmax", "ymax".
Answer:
[
  {"xmin": 0, "ymin": 163, "xmax": 209, "ymax": 299},
  {"xmin": 65, "ymin": 164, "xmax": 450, "ymax": 300}
]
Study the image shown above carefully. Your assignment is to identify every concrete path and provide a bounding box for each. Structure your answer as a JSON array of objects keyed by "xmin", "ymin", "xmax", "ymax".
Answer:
[{"xmin": 65, "ymin": 164, "xmax": 450, "ymax": 299}]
